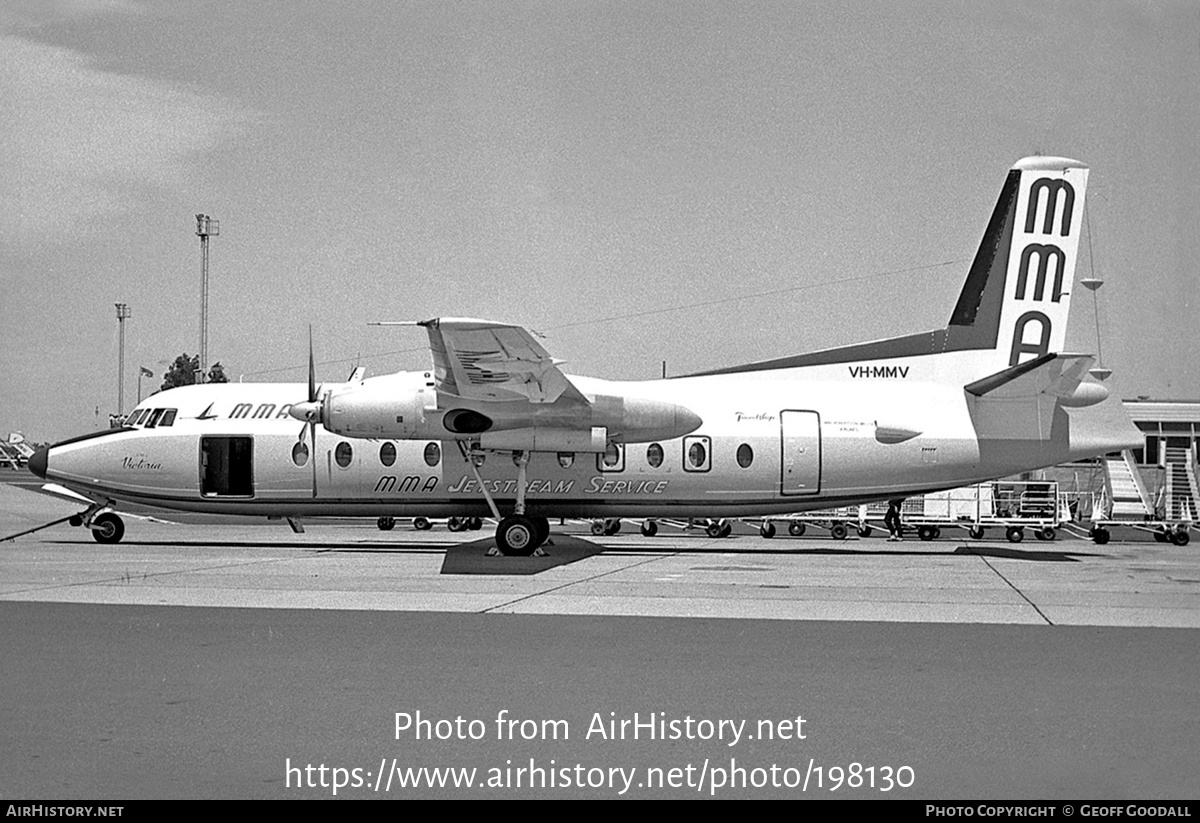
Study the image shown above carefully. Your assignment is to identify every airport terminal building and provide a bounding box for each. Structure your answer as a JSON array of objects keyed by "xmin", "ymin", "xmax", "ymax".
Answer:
[{"xmin": 1023, "ymin": 398, "xmax": 1200, "ymax": 532}]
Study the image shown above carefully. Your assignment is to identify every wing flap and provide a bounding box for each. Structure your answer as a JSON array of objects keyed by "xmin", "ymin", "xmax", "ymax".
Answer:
[{"xmin": 421, "ymin": 318, "xmax": 588, "ymax": 404}]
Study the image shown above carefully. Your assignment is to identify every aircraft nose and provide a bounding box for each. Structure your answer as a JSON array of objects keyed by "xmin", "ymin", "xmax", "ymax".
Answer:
[{"xmin": 28, "ymin": 446, "xmax": 49, "ymax": 479}]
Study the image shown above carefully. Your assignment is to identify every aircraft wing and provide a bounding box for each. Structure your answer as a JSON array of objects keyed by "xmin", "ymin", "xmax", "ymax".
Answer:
[{"xmin": 418, "ymin": 318, "xmax": 589, "ymax": 404}]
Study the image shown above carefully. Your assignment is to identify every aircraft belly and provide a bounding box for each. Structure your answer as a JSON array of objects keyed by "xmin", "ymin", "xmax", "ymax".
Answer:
[{"xmin": 816, "ymin": 432, "xmax": 978, "ymax": 498}]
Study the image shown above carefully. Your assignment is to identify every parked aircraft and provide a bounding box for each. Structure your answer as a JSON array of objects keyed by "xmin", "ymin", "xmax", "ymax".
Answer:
[{"xmin": 29, "ymin": 156, "xmax": 1141, "ymax": 554}]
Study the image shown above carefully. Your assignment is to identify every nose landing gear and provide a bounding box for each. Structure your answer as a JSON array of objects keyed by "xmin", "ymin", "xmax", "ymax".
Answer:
[{"xmin": 90, "ymin": 512, "xmax": 126, "ymax": 544}]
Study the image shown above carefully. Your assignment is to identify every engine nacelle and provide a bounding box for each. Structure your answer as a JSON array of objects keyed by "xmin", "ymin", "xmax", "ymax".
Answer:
[
  {"xmin": 311, "ymin": 371, "xmax": 703, "ymax": 448},
  {"xmin": 479, "ymin": 426, "xmax": 608, "ymax": 453},
  {"xmin": 588, "ymin": 394, "xmax": 703, "ymax": 443},
  {"xmin": 324, "ymin": 372, "xmax": 438, "ymax": 438}
]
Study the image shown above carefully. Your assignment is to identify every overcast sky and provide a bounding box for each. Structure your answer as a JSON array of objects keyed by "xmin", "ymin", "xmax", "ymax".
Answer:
[{"xmin": 2, "ymin": 0, "xmax": 1198, "ymax": 441}]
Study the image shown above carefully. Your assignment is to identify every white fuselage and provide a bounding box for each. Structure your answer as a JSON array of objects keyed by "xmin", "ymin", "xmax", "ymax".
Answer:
[{"xmin": 39, "ymin": 349, "xmax": 1137, "ymax": 520}]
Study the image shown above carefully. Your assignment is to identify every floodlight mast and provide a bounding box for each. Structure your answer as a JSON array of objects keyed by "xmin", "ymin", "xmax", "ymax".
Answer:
[
  {"xmin": 196, "ymin": 214, "xmax": 219, "ymax": 384},
  {"xmin": 114, "ymin": 303, "xmax": 131, "ymax": 414}
]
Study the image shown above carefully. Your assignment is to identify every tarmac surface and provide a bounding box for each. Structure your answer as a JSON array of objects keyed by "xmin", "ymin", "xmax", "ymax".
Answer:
[{"xmin": 2, "ymin": 480, "xmax": 1198, "ymax": 799}]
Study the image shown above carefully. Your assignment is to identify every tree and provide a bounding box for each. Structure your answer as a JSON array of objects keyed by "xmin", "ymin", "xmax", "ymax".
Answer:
[
  {"xmin": 159, "ymin": 354, "xmax": 230, "ymax": 391},
  {"xmin": 160, "ymin": 354, "xmax": 198, "ymax": 391}
]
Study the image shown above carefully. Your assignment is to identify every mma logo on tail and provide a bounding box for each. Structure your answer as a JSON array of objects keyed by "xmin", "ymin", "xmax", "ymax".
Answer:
[{"xmin": 998, "ymin": 159, "xmax": 1088, "ymax": 368}]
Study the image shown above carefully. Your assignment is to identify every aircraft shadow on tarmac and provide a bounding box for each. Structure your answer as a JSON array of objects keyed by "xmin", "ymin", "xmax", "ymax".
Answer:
[
  {"xmin": 431, "ymin": 537, "xmax": 1099, "ymax": 571},
  {"xmin": 42, "ymin": 536, "xmax": 1099, "ymax": 574},
  {"xmin": 439, "ymin": 535, "xmax": 606, "ymax": 575},
  {"xmin": 45, "ymin": 539, "xmax": 449, "ymax": 554},
  {"xmin": 436, "ymin": 539, "xmax": 1098, "ymax": 572},
  {"xmin": 594, "ymin": 543, "xmax": 1099, "ymax": 563}
]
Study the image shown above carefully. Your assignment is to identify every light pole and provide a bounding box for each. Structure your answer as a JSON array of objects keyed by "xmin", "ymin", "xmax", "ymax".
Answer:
[
  {"xmin": 138, "ymin": 366, "xmax": 153, "ymax": 405},
  {"xmin": 196, "ymin": 214, "xmax": 219, "ymax": 384},
  {"xmin": 115, "ymin": 303, "xmax": 131, "ymax": 416}
]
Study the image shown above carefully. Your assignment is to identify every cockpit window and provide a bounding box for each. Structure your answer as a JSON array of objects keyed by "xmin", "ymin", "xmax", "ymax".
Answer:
[
  {"xmin": 158, "ymin": 409, "xmax": 177, "ymax": 427},
  {"xmin": 127, "ymin": 409, "xmax": 148, "ymax": 426},
  {"xmin": 145, "ymin": 409, "xmax": 165, "ymax": 428}
]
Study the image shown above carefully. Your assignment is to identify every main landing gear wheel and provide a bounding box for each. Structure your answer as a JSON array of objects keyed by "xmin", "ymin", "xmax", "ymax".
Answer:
[
  {"xmin": 91, "ymin": 512, "xmax": 125, "ymax": 544},
  {"xmin": 760, "ymin": 521, "xmax": 776, "ymax": 539},
  {"xmin": 593, "ymin": 518, "xmax": 622, "ymax": 536},
  {"xmin": 496, "ymin": 515, "xmax": 539, "ymax": 557},
  {"xmin": 787, "ymin": 521, "xmax": 806, "ymax": 537},
  {"xmin": 705, "ymin": 520, "xmax": 733, "ymax": 538},
  {"xmin": 377, "ymin": 516, "xmax": 396, "ymax": 531},
  {"xmin": 641, "ymin": 520, "xmax": 658, "ymax": 537}
]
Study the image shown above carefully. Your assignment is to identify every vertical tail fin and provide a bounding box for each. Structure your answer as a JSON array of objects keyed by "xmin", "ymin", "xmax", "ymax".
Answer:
[
  {"xmin": 680, "ymin": 156, "xmax": 1092, "ymax": 381},
  {"xmin": 947, "ymin": 156, "xmax": 1090, "ymax": 371}
]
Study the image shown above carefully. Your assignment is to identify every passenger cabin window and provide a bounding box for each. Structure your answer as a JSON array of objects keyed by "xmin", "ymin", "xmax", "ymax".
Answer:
[
  {"xmin": 736, "ymin": 443, "xmax": 754, "ymax": 468},
  {"xmin": 557, "ymin": 452, "xmax": 575, "ymax": 469},
  {"xmin": 684, "ymin": 436, "xmax": 711, "ymax": 472},
  {"xmin": 335, "ymin": 442, "xmax": 353, "ymax": 468},
  {"xmin": 646, "ymin": 443, "xmax": 664, "ymax": 468},
  {"xmin": 379, "ymin": 442, "xmax": 396, "ymax": 467},
  {"xmin": 597, "ymin": 442, "xmax": 625, "ymax": 472},
  {"xmin": 423, "ymin": 442, "xmax": 440, "ymax": 467}
]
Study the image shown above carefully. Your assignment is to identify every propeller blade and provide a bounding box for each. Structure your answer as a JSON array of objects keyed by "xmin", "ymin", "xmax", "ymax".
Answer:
[
  {"xmin": 308, "ymin": 325, "xmax": 316, "ymax": 403},
  {"xmin": 310, "ymin": 420, "xmax": 318, "ymax": 498},
  {"xmin": 293, "ymin": 326, "xmax": 319, "ymax": 497}
]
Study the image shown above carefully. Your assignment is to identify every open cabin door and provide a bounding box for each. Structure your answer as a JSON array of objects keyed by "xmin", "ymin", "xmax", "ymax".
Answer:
[
  {"xmin": 200, "ymin": 436, "xmax": 254, "ymax": 497},
  {"xmin": 780, "ymin": 410, "xmax": 820, "ymax": 496}
]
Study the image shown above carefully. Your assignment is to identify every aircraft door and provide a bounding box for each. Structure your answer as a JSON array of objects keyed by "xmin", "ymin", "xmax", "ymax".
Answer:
[
  {"xmin": 200, "ymin": 436, "xmax": 254, "ymax": 497},
  {"xmin": 780, "ymin": 410, "xmax": 820, "ymax": 496}
]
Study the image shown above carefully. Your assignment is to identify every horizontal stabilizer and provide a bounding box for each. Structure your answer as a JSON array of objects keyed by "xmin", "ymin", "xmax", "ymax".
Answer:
[
  {"xmin": 965, "ymin": 353, "xmax": 1105, "ymax": 406},
  {"xmin": 966, "ymin": 353, "xmax": 1108, "ymax": 444}
]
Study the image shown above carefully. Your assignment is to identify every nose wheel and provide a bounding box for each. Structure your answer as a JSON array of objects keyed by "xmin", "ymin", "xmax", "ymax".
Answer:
[{"xmin": 91, "ymin": 512, "xmax": 125, "ymax": 544}]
